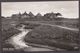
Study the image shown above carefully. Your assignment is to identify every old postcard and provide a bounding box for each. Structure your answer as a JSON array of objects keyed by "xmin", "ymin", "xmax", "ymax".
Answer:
[{"xmin": 1, "ymin": 1, "xmax": 79, "ymax": 52}]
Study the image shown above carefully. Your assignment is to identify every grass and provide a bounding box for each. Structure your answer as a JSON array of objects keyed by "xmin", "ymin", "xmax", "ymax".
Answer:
[
  {"xmin": 2, "ymin": 28, "xmax": 21, "ymax": 49},
  {"xmin": 2, "ymin": 17, "xmax": 79, "ymax": 50},
  {"xmin": 2, "ymin": 28, "xmax": 21, "ymax": 41},
  {"xmin": 24, "ymin": 21, "xmax": 78, "ymax": 28},
  {"xmin": 24, "ymin": 25, "xmax": 79, "ymax": 51}
]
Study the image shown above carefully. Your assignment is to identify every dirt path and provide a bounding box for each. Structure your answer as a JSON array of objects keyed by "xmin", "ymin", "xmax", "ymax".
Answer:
[{"xmin": 8, "ymin": 29, "xmax": 30, "ymax": 49}]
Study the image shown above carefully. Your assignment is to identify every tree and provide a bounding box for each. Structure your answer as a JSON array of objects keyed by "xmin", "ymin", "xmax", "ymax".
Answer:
[{"xmin": 55, "ymin": 13, "xmax": 62, "ymax": 17}]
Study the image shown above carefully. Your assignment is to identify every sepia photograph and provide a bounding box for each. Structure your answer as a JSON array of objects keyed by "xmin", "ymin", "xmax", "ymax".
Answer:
[{"xmin": 1, "ymin": 1, "xmax": 79, "ymax": 52}]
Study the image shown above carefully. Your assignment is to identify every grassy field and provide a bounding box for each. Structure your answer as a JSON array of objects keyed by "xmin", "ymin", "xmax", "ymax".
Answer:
[
  {"xmin": 24, "ymin": 24, "xmax": 79, "ymax": 51},
  {"xmin": 2, "ymin": 17, "xmax": 79, "ymax": 51},
  {"xmin": 2, "ymin": 28, "xmax": 21, "ymax": 41},
  {"xmin": 24, "ymin": 20, "xmax": 78, "ymax": 28}
]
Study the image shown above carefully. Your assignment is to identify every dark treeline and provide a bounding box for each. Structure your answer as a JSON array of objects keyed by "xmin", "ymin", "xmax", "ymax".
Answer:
[
  {"xmin": 2, "ymin": 11, "xmax": 78, "ymax": 22},
  {"xmin": 3, "ymin": 11, "xmax": 64, "ymax": 21}
]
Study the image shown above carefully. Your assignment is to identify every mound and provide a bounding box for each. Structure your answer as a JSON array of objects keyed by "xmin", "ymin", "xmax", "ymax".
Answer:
[{"xmin": 24, "ymin": 25, "xmax": 79, "ymax": 50}]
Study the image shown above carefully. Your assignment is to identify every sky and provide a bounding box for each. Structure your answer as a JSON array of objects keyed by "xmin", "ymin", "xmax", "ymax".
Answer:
[{"xmin": 1, "ymin": 1, "xmax": 79, "ymax": 19}]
